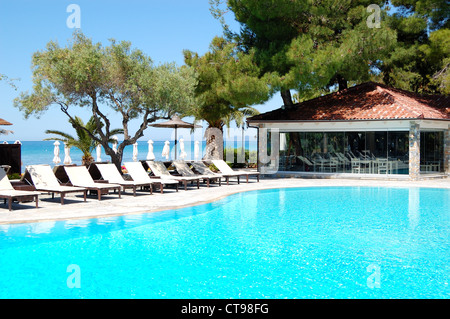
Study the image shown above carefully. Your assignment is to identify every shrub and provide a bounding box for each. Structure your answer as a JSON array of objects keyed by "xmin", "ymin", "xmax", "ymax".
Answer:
[
  {"xmin": 223, "ymin": 147, "xmax": 257, "ymax": 168},
  {"xmin": 7, "ymin": 173, "xmax": 22, "ymax": 180}
]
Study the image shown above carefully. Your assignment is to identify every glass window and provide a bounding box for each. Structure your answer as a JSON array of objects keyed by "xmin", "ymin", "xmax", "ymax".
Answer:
[
  {"xmin": 388, "ymin": 132, "xmax": 409, "ymax": 175},
  {"xmin": 420, "ymin": 131, "xmax": 444, "ymax": 173},
  {"xmin": 278, "ymin": 132, "xmax": 305, "ymax": 171},
  {"xmin": 264, "ymin": 130, "xmax": 443, "ymax": 175},
  {"xmin": 324, "ymin": 133, "xmax": 345, "ymax": 172}
]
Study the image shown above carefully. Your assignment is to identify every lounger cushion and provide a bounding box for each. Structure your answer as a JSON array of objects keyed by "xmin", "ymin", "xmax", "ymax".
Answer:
[
  {"xmin": 124, "ymin": 162, "xmax": 178, "ymax": 185},
  {"xmin": 26, "ymin": 165, "xmax": 86, "ymax": 192},
  {"xmin": 64, "ymin": 166, "xmax": 120, "ymax": 189}
]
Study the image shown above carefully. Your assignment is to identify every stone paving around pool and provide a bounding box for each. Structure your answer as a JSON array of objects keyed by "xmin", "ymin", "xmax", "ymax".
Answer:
[{"xmin": 0, "ymin": 177, "xmax": 449, "ymax": 225}]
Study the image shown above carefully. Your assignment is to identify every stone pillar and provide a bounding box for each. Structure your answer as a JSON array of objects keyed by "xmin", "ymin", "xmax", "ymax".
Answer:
[
  {"xmin": 257, "ymin": 126, "xmax": 265, "ymax": 173},
  {"xmin": 444, "ymin": 127, "xmax": 450, "ymax": 175},
  {"xmin": 409, "ymin": 122, "xmax": 421, "ymax": 180}
]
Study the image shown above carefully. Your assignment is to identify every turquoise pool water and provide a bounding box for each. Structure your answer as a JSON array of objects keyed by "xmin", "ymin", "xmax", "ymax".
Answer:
[{"xmin": 0, "ymin": 187, "xmax": 448, "ymax": 299}]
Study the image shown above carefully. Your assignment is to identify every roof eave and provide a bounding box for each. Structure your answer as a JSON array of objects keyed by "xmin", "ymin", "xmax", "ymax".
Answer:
[{"xmin": 247, "ymin": 117, "xmax": 450, "ymax": 124}]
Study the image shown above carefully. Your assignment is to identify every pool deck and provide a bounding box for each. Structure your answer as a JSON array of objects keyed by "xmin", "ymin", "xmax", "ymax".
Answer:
[{"xmin": 0, "ymin": 177, "xmax": 449, "ymax": 225}]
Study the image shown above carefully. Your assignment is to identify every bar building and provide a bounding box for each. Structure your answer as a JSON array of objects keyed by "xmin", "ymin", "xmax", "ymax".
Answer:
[{"xmin": 247, "ymin": 82, "xmax": 449, "ymax": 180}]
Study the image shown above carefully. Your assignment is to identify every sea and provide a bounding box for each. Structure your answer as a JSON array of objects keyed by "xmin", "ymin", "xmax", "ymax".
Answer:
[{"xmin": 3, "ymin": 140, "xmax": 257, "ymax": 172}]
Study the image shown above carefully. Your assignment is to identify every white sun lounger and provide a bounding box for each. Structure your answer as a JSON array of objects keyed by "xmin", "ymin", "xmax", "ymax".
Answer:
[
  {"xmin": 211, "ymin": 160, "xmax": 260, "ymax": 184},
  {"xmin": 124, "ymin": 162, "xmax": 178, "ymax": 193},
  {"xmin": 146, "ymin": 161, "xmax": 200, "ymax": 190},
  {"xmin": 64, "ymin": 166, "xmax": 121, "ymax": 200},
  {"xmin": 95, "ymin": 163, "xmax": 154, "ymax": 196},
  {"xmin": 25, "ymin": 164, "xmax": 87, "ymax": 204},
  {"xmin": 0, "ymin": 168, "xmax": 40, "ymax": 211},
  {"xmin": 172, "ymin": 160, "xmax": 221, "ymax": 187},
  {"xmin": 191, "ymin": 161, "xmax": 245, "ymax": 185}
]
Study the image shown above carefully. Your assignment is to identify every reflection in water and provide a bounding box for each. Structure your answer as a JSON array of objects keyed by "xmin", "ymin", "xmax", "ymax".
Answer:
[
  {"xmin": 278, "ymin": 189, "xmax": 286, "ymax": 217},
  {"xmin": 29, "ymin": 221, "xmax": 56, "ymax": 235},
  {"xmin": 408, "ymin": 188, "xmax": 420, "ymax": 230},
  {"xmin": 64, "ymin": 219, "xmax": 91, "ymax": 230},
  {"xmin": 0, "ymin": 225, "xmax": 10, "ymax": 233}
]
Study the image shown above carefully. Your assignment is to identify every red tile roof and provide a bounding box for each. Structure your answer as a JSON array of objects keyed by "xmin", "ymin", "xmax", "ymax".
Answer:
[{"xmin": 248, "ymin": 82, "xmax": 449, "ymax": 123}]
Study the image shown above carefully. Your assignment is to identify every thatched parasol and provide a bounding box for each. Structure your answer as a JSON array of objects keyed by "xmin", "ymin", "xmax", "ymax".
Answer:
[
  {"xmin": 149, "ymin": 115, "xmax": 201, "ymax": 160},
  {"xmin": 0, "ymin": 118, "xmax": 13, "ymax": 135},
  {"xmin": 0, "ymin": 118, "xmax": 12, "ymax": 126}
]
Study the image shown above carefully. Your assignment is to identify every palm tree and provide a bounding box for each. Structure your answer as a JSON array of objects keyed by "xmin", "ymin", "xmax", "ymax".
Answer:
[
  {"xmin": 183, "ymin": 37, "xmax": 268, "ymax": 159},
  {"xmin": 45, "ymin": 116, "xmax": 123, "ymax": 166},
  {"xmin": 222, "ymin": 106, "xmax": 260, "ymax": 130}
]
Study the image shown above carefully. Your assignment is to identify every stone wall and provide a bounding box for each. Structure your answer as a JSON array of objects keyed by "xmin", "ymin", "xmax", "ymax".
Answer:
[
  {"xmin": 444, "ymin": 127, "xmax": 450, "ymax": 174},
  {"xmin": 409, "ymin": 122, "xmax": 420, "ymax": 180}
]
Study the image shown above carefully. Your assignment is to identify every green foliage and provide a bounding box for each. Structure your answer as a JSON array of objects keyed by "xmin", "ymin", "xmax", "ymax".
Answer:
[
  {"xmin": 44, "ymin": 115, "xmax": 123, "ymax": 164},
  {"xmin": 14, "ymin": 31, "xmax": 197, "ymax": 168},
  {"xmin": 183, "ymin": 36, "xmax": 269, "ymax": 130},
  {"xmin": 223, "ymin": 147, "xmax": 257, "ymax": 168},
  {"xmin": 390, "ymin": 0, "xmax": 449, "ymax": 30},
  {"xmin": 208, "ymin": 163, "xmax": 219, "ymax": 172},
  {"xmin": 7, "ymin": 173, "xmax": 21, "ymax": 180},
  {"xmin": 212, "ymin": 0, "xmax": 448, "ymax": 98},
  {"xmin": 382, "ymin": 15, "xmax": 449, "ymax": 93},
  {"xmin": 216, "ymin": 0, "xmax": 396, "ymax": 98},
  {"xmin": 0, "ymin": 73, "xmax": 18, "ymax": 90}
]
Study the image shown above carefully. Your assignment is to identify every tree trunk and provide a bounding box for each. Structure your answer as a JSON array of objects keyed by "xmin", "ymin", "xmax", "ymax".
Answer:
[
  {"xmin": 203, "ymin": 126, "xmax": 224, "ymax": 160},
  {"xmin": 104, "ymin": 148, "xmax": 123, "ymax": 174},
  {"xmin": 281, "ymin": 89, "xmax": 294, "ymax": 108},
  {"xmin": 82, "ymin": 155, "xmax": 94, "ymax": 167},
  {"xmin": 337, "ymin": 75, "xmax": 347, "ymax": 91}
]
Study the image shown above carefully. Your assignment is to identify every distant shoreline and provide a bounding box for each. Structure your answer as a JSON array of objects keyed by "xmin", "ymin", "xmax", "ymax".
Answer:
[{"xmin": 5, "ymin": 140, "xmax": 257, "ymax": 171}]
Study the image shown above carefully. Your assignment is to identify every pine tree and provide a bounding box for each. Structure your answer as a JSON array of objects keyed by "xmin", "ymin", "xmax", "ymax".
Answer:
[{"xmin": 211, "ymin": 0, "xmax": 397, "ymax": 105}]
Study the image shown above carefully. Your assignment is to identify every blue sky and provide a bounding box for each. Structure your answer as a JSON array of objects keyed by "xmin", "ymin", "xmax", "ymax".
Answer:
[{"xmin": 0, "ymin": 0, "xmax": 280, "ymax": 141}]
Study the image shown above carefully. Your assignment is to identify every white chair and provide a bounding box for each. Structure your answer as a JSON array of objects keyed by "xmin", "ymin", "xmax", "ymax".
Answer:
[
  {"xmin": 147, "ymin": 161, "xmax": 200, "ymax": 190},
  {"xmin": 124, "ymin": 162, "xmax": 178, "ymax": 193},
  {"xmin": 95, "ymin": 163, "xmax": 155, "ymax": 196},
  {"xmin": 64, "ymin": 166, "xmax": 121, "ymax": 200},
  {"xmin": 298, "ymin": 156, "xmax": 317, "ymax": 172},
  {"xmin": 351, "ymin": 159, "xmax": 362, "ymax": 174},
  {"xmin": 211, "ymin": 159, "xmax": 260, "ymax": 184},
  {"xmin": 376, "ymin": 159, "xmax": 388, "ymax": 174},
  {"xmin": 0, "ymin": 168, "xmax": 40, "ymax": 211},
  {"xmin": 172, "ymin": 160, "xmax": 221, "ymax": 187},
  {"xmin": 25, "ymin": 164, "xmax": 87, "ymax": 204}
]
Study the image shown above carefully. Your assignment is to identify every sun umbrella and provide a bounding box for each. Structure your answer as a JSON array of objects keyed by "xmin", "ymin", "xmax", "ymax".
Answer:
[
  {"xmin": 194, "ymin": 141, "xmax": 200, "ymax": 160},
  {"xmin": 0, "ymin": 118, "xmax": 13, "ymax": 135},
  {"xmin": 63, "ymin": 143, "xmax": 72, "ymax": 165},
  {"xmin": 53, "ymin": 141, "xmax": 61, "ymax": 164},
  {"xmin": 96, "ymin": 144, "xmax": 102, "ymax": 162},
  {"xmin": 147, "ymin": 140, "xmax": 155, "ymax": 160},
  {"xmin": 161, "ymin": 141, "xmax": 170, "ymax": 160},
  {"xmin": 0, "ymin": 118, "xmax": 12, "ymax": 126},
  {"xmin": 132, "ymin": 142, "xmax": 139, "ymax": 162},
  {"xmin": 179, "ymin": 138, "xmax": 187, "ymax": 160},
  {"xmin": 112, "ymin": 136, "xmax": 118, "ymax": 153},
  {"xmin": 149, "ymin": 115, "xmax": 201, "ymax": 160}
]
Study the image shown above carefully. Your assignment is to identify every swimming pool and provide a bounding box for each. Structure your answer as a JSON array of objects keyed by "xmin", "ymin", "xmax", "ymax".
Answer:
[{"xmin": 0, "ymin": 187, "xmax": 448, "ymax": 299}]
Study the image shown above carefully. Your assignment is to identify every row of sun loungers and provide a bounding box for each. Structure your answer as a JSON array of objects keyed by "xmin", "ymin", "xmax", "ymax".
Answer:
[{"xmin": 1, "ymin": 160, "xmax": 260, "ymax": 211}]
